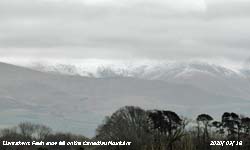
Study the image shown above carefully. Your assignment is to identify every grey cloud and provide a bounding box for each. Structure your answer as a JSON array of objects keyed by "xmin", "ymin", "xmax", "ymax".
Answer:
[
  {"xmin": 0, "ymin": 0, "xmax": 250, "ymax": 61},
  {"xmin": 204, "ymin": 1, "xmax": 250, "ymax": 19}
]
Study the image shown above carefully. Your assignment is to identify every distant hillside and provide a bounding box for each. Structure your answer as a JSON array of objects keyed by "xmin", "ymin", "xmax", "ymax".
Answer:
[
  {"xmin": 26, "ymin": 60, "xmax": 250, "ymax": 100},
  {"xmin": 0, "ymin": 62, "xmax": 250, "ymax": 137}
]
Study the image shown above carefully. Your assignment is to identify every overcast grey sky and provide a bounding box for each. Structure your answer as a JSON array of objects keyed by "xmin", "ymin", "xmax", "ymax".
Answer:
[{"xmin": 0, "ymin": 0, "xmax": 250, "ymax": 62}]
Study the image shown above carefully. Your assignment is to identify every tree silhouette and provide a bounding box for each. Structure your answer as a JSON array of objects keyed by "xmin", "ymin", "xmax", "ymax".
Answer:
[
  {"xmin": 196, "ymin": 114, "xmax": 213, "ymax": 150},
  {"xmin": 212, "ymin": 121, "xmax": 224, "ymax": 136},
  {"xmin": 148, "ymin": 110, "xmax": 184, "ymax": 150},
  {"xmin": 95, "ymin": 106, "xmax": 152, "ymax": 150},
  {"xmin": 241, "ymin": 117, "xmax": 250, "ymax": 135},
  {"xmin": 222, "ymin": 112, "xmax": 241, "ymax": 140}
]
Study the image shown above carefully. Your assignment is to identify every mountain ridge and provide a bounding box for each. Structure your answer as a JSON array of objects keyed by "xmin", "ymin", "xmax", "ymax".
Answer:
[
  {"xmin": 0, "ymin": 62, "xmax": 250, "ymax": 137},
  {"xmin": 22, "ymin": 60, "xmax": 250, "ymax": 100}
]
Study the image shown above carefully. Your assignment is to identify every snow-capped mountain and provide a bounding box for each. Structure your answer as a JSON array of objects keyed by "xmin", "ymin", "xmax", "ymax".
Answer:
[
  {"xmin": 18, "ymin": 59, "xmax": 246, "ymax": 78},
  {"xmin": 1, "ymin": 62, "xmax": 250, "ymax": 137},
  {"xmin": 2, "ymin": 58, "xmax": 250, "ymax": 99}
]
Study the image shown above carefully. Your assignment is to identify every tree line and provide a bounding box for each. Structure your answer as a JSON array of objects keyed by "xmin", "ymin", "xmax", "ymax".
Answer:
[{"xmin": 1, "ymin": 106, "xmax": 250, "ymax": 150}]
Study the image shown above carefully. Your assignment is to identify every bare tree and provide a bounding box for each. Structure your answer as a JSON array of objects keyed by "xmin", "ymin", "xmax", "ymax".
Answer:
[{"xmin": 95, "ymin": 106, "xmax": 152, "ymax": 150}]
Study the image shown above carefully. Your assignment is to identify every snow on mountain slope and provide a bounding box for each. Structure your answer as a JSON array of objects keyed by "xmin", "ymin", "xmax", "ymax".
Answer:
[
  {"xmin": 13, "ymin": 59, "xmax": 250, "ymax": 100},
  {"xmin": 0, "ymin": 62, "xmax": 250, "ymax": 137},
  {"xmin": 1, "ymin": 58, "xmax": 245, "ymax": 77},
  {"xmin": 28, "ymin": 60, "xmax": 245, "ymax": 78}
]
